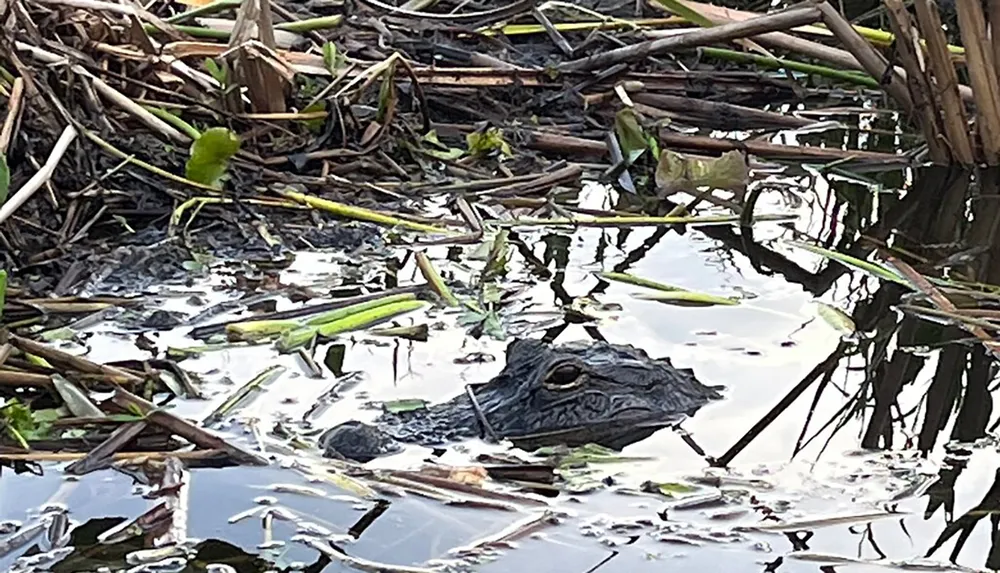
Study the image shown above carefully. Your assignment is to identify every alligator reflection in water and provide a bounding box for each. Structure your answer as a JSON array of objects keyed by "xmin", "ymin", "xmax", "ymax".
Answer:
[{"xmin": 319, "ymin": 338, "xmax": 723, "ymax": 462}]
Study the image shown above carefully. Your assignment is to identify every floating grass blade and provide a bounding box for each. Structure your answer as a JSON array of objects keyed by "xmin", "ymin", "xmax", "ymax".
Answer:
[
  {"xmin": 315, "ymin": 300, "xmax": 426, "ymax": 337},
  {"xmin": 305, "ymin": 293, "xmax": 418, "ymax": 326},
  {"xmin": 226, "ymin": 319, "xmax": 301, "ymax": 341},
  {"xmin": 51, "ymin": 375, "xmax": 105, "ymax": 418},
  {"xmin": 203, "ymin": 365, "xmax": 286, "ymax": 426},
  {"xmin": 414, "ymin": 253, "xmax": 458, "ymax": 307},
  {"xmin": 595, "ymin": 271, "xmax": 685, "ymax": 292},
  {"xmin": 814, "ymin": 302, "xmax": 856, "ymax": 336},
  {"xmin": 275, "ymin": 187, "xmax": 453, "ymax": 234},
  {"xmin": 383, "ymin": 398, "xmax": 428, "ymax": 413},
  {"xmin": 786, "ymin": 241, "xmax": 908, "ymax": 286},
  {"xmin": 167, "ymin": 342, "xmax": 246, "ymax": 359},
  {"xmin": 741, "ymin": 510, "xmax": 908, "ymax": 532},
  {"xmin": 700, "ymin": 47, "xmax": 880, "ymax": 88},
  {"xmin": 597, "ymin": 271, "xmax": 737, "ymax": 306},
  {"xmin": 632, "ymin": 291, "xmax": 740, "ymax": 307},
  {"xmin": 277, "ymin": 300, "xmax": 426, "ymax": 352},
  {"xmin": 493, "ymin": 213, "xmax": 796, "ymax": 228}
]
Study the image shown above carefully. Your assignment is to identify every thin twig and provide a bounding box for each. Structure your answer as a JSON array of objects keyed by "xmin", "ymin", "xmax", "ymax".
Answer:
[{"xmin": 0, "ymin": 125, "xmax": 77, "ymax": 226}]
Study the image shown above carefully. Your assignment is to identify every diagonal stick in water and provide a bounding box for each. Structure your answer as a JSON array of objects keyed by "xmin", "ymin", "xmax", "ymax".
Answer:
[
  {"xmin": 712, "ymin": 341, "xmax": 850, "ymax": 467},
  {"xmin": 112, "ymin": 388, "xmax": 269, "ymax": 466}
]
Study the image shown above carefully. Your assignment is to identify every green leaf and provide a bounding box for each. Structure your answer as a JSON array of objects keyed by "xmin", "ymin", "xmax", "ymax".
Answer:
[
  {"xmin": 277, "ymin": 299, "xmax": 426, "ymax": 352},
  {"xmin": 301, "ymin": 101, "xmax": 327, "ymax": 133},
  {"xmin": 322, "ymin": 42, "xmax": 345, "ymax": 74},
  {"xmin": 614, "ymin": 108, "xmax": 649, "ymax": 164},
  {"xmin": 383, "ymin": 398, "xmax": 428, "ymax": 414},
  {"xmin": 595, "ymin": 271, "xmax": 685, "ymax": 292},
  {"xmin": 814, "ymin": 302, "xmax": 856, "ymax": 336},
  {"xmin": 204, "ymin": 58, "xmax": 228, "ymax": 86},
  {"xmin": 126, "ymin": 403, "xmax": 147, "ymax": 418},
  {"xmin": 466, "ymin": 127, "xmax": 512, "ymax": 158},
  {"xmin": 304, "ymin": 293, "xmax": 418, "ymax": 326},
  {"xmin": 39, "ymin": 326, "xmax": 76, "ymax": 342},
  {"xmin": 32, "ymin": 409, "xmax": 65, "ymax": 424},
  {"xmin": 323, "ymin": 42, "xmax": 335, "ymax": 71},
  {"xmin": 458, "ymin": 303, "xmax": 506, "ymax": 340},
  {"xmin": 0, "ymin": 399, "xmax": 53, "ymax": 441},
  {"xmin": 1, "ymin": 399, "xmax": 33, "ymax": 434},
  {"xmin": 786, "ymin": 241, "xmax": 909, "ymax": 287},
  {"xmin": 420, "ymin": 130, "xmax": 465, "ymax": 160},
  {"xmin": 481, "ymin": 310, "xmax": 505, "ymax": 340},
  {"xmin": 534, "ymin": 443, "xmax": 651, "ymax": 469},
  {"xmin": 184, "ymin": 127, "xmax": 241, "ymax": 188},
  {"xmin": 632, "ymin": 291, "xmax": 740, "ymax": 307},
  {"xmin": 597, "ymin": 271, "xmax": 739, "ymax": 306},
  {"xmin": 0, "ymin": 153, "xmax": 9, "ymax": 205},
  {"xmin": 226, "ymin": 319, "xmax": 300, "ymax": 341}
]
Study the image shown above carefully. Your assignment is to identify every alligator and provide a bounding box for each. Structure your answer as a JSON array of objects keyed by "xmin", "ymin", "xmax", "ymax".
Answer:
[{"xmin": 320, "ymin": 338, "xmax": 723, "ymax": 462}]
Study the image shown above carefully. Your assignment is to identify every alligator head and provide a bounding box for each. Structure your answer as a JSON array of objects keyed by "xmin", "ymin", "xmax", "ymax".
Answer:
[
  {"xmin": 465, "ymin": 338, "xmax": 723, "ymax": 451},
  {"xmin": 320, "ymin": 338, "xmax": 723, "ymax": 462}
]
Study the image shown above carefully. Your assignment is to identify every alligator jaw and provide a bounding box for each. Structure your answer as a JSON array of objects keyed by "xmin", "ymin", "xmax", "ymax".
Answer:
[{"xmin": 503, "ymin": 416, "xmax": 682, "ymax": 453}]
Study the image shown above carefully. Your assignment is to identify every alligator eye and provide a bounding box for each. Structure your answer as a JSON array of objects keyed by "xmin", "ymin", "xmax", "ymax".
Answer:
[{"xmin": 544, "ymin": 364, "xmax": 586, "ymax": 390}]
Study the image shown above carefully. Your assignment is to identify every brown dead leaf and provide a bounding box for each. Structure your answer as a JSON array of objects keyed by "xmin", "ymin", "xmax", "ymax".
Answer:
[{"xmin": 449, "ymin": 466, "xmax": 489, "ymax": 485}]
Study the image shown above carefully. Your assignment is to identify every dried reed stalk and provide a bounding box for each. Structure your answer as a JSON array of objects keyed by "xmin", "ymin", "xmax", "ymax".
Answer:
[
  {"xmin": 912, "ymin": 0, "xmax": 975, "ymax": 164},
  {"xmin": 816, "ymin": 3, "xmax": 913, "ymax": 114},
  {"xmin": 559, "ymin": 3, "xmax": 823, "ymax": 72},
  {"xmin": 954, "ymin": 0, "xmax": 1000, "ymax": 163},
  {"xmin": 883, "ymin": 0, "xmax": 949, "ymax": 163}
]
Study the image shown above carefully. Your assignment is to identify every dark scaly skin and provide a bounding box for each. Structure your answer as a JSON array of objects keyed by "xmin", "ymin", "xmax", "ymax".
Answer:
[{"xmin": 320, "ymin": 338, "xmax": 723, "ymax": 462}]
